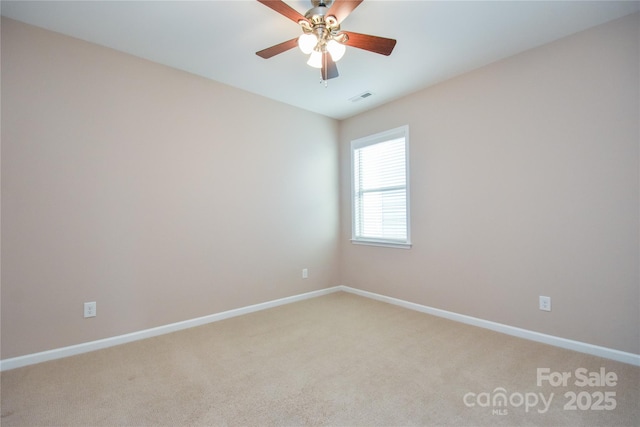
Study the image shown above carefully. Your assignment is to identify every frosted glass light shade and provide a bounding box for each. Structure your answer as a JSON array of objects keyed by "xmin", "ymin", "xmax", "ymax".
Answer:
[
  {"xmin": 307, "ymin": 50, "xmax": 323, "ymax": 68},
  {"xmin": 327, "ymin": 40, "xmax": 346, "ymax": 61},
  {"xmin": 298, "ymin": 33, "xmax": 318, "ymax": 54}
]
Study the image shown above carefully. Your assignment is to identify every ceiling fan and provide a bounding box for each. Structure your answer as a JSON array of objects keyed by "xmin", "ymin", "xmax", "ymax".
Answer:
[{"xmin": 256, "ymin": 0, "xmax": 397, "ymax": 82}]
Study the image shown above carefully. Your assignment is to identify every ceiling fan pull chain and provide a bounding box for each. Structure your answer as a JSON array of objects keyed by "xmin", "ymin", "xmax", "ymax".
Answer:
[{"xmin": 323, "ymin": 52, "xmax": 328, "ymax": 87}]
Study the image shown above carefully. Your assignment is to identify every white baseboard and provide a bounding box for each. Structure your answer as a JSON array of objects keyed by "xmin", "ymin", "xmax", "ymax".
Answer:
[
  {"xmin": 0, "ymin": 286, "xmax": 342, "ymax": 371},
  {"xmin": 2, "ymin": 285, "xmax": 638, "ymax": 371},
  {"xmin": 338, "ymin": 285, "xmax": 640, "ymax": 367}
]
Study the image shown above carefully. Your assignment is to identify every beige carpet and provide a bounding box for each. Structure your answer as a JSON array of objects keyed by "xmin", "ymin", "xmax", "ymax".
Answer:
[{"xmin": 1, "ymin": 291, "xmax": 639, "ymax": 426}]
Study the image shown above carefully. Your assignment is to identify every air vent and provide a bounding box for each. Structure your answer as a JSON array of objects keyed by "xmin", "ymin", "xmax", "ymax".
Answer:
[{"xmin": 349, "ymin": 91, "xmax": 373, "ymax": 103}]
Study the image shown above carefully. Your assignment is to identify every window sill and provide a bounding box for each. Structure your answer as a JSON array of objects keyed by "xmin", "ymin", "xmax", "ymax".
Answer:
[{"xmin": 350, "ymin": 239, "xmax": 412, "ymax": 249}]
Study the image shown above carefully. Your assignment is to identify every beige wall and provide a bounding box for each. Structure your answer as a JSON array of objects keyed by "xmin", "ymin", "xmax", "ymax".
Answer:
[
  {"xmin": 339, "ymin": 13, "xmax": 639, "ymax": 354},
  {"xmin": 1, "ymin": 18, "xmax": 339, "ymax": 359}
]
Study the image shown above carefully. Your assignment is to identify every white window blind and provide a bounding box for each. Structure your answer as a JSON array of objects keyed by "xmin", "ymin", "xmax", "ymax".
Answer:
[{"xmin": 351, "ymin": 126, "xmax": 410, "ymax": 248}]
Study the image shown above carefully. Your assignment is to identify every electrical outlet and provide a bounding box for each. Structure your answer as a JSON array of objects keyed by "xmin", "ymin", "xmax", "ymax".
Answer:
[
  {"xmin": 539, "ymin": 296, "xmax": 551, "ymax": 312},
  {"xmin": 84, "ymin": 301, "xmax": 96, "ymax": 318},
  {"xmin": 302, "ymin": 268, "xmax": 308, "ymax": 279}
]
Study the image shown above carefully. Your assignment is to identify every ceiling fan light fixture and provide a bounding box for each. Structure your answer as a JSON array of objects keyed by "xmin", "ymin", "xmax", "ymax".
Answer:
[
  {"xmin": 307, "ymin": 50, "xmax": 323, "ymax": 68},
  {"xmin": 298, "ymin": 33, "xmax": 318, "ymax": 54},
  {"xmin": 326, "ymin": 39, "xmax": 346, "ymax": 61}
]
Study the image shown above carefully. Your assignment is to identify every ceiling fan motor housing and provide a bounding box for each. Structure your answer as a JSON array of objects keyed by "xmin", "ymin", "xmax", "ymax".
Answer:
[{"xmin": 300, "ymin": 2, "xmax": 347, "ymax": 50}]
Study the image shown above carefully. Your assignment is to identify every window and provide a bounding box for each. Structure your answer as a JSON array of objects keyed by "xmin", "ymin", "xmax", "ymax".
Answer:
[{"xmin": 351, "ymin": 125, "xmax": 411, "ymax": 248}]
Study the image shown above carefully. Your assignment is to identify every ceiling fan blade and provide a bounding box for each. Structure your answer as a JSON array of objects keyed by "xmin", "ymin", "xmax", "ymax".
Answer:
[
  {"xmin": 321, "ymin": 53, "xmax": 339, "ymax": 80},
  {"xmin": 343, "ymin": 31, "xmax": 397, "ymax": 56},
  {"xmin": 257, "ymin": 0, "xmax": 308, "ymax": 24},
  {"xmin": 256, "ymin": 38, "xmax": 298, "ymax": 59},
  {"xmin": 326, "ymin": 0, "xmax": 363, "ymax": 24}
]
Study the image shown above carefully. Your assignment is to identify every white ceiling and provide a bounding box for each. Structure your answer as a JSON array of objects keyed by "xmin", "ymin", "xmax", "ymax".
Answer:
[{"xmin": 2, "ymin": 1, "xmax": 638, "ymax": 119}]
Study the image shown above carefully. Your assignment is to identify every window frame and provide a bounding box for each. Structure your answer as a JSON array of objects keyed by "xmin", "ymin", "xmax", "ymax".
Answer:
[{"xmin": 350, "ymin": 125, "xmax": 411, "ymax": 249}]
